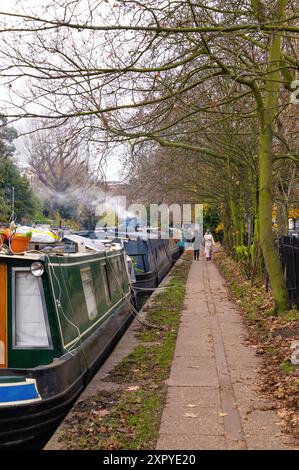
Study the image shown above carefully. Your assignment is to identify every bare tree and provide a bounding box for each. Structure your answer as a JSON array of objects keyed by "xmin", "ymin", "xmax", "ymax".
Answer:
[
  {"xmin": 24, "ymin": 121, "xmax": 89, "ymax": 192},
  {"xmin": 0, "ymin": 0, "xmax": 298, "ymax": 310}
]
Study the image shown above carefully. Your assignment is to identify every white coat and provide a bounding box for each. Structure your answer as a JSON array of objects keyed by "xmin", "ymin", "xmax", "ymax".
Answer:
[{"xmin": 204, "ymin": 233, "xmax": 215, "ymax": 257}]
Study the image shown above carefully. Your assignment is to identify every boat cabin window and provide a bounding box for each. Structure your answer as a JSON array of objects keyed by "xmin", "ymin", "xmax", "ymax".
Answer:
[
  {"xmin": 12, "ymin": 269, "xmax": 51, "ymax": 349},
  {"xmin": 114, "ymin": 256, "xmax": 127, "ymax": 288},
  {"xmin": 80, "ymin": 267, "xmax": 98, "ymax": 321},
  {"xmin": 102, "ymin": 264, "xmax": 112, "ymax": 304},
  {"xmin": 120, "ymin": 255, "xmax": 130, "ymax": 288},
  {"xmin": 131, "ymin": 254, "xmax": 146, "ymax": 273}
]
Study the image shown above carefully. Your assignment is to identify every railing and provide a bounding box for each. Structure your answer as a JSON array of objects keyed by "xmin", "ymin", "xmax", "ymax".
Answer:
[{"xmin": 279, "ymin": 236, "xmax": 299, "ymax": 309}]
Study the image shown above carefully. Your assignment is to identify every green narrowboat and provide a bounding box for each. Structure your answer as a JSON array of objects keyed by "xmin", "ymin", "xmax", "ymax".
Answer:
[{"xmin": 0, "ymin": 242, "xmax": 133, "ymax": 449}]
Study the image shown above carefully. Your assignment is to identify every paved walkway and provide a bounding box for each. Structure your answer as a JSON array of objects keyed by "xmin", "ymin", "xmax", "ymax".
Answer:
[{"xmin": 156, "ymin": 259, "xmax": 299, "ymax": 450}]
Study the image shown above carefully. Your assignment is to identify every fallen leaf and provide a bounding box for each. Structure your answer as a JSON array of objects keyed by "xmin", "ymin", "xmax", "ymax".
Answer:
[
  {"xmin": 126, "ymin": 386, "xmax": 140, "ymax": 391},
  {"xmin": 92, "ymin": 409, "xmax": 110, "ymax": 418},
  {"xmin": 184, "ymin": 413, "xmax": 198, "ymax": 418}
]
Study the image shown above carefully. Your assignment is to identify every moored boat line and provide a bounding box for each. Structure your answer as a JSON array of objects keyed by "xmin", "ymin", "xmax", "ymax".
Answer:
[
  {"xmin": 0, "ymin": 229, "xmax": 182, "ymax": 449},
  {"xmin": 0, "ymin": 235, "xmax": 134, "ymax": 449},
  {"xmin": 77, "ymin": 229, "xmax": 182, "ymax": 308}
]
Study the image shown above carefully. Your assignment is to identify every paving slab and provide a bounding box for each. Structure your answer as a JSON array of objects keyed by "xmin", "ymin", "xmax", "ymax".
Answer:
[
  {"xmin": 156, "ymin": 259, "xmax": 299, "ymax": 451},
  {"xmin": 159, "ymin": 406, "xmax": 224, "ymax": 436},
  {"xmin": 173, "ymin": 343, "xmax": 215, "ymax": 358},
  {"xmin": 156, "ymin": 434, "xmax": 227, "ymax": 450},
  {"xmin": 167, "ymin": 368, "xmax": 219, "ymax": 387},
  {"xmin": 166, "ymin": 386, "xmax": 221, "ymax": 408},
  {"xmin": 178, "ymin": 324, "xmax": 212, "ymax": 334},
  {"xmin": 176, "ymin": 331, "xmax": 213, "ymax": 344},
  {"xmin": 171, "ymin": 356, "xmax": 217, "ymax": 371}
]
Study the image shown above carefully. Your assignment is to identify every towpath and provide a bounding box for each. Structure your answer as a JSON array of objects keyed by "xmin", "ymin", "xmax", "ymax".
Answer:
[{"xmin": 156, "ymin": 259, "xmax": 299, "ymax": 450}]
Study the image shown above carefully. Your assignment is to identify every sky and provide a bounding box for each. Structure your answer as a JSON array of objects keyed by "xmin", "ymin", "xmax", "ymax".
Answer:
[{"xmin": 0, "ymin": 0, "xmax": 122, "ymax": 181}]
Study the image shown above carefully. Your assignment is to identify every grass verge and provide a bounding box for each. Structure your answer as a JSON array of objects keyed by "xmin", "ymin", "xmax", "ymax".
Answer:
[
  {"xmin": 214, "ymin": 250, "xmax": 299, "ymax": 439},
  {"xmin": 59, "ymin": 252, "xmax": 192, "ymax": 449}
]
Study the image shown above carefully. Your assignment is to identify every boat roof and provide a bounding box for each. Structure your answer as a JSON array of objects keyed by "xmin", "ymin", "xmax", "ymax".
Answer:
[
  {"xmin": 0, "ymin": 251, "xmax": 45, "ymax": 261},
  {"xmin": 94, "ymin": 229, "xmax": 166, "ymax": 240},
  {"xmin": 0, "ymin": 234, "xmax": 123, "ymax": 262}
]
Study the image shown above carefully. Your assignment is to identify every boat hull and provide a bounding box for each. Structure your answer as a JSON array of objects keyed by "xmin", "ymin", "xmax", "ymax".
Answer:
[
  {"xmin": 0, "ymin": 298, "xmax": 133, "ymax": 449},
  {"xmin": 170, "ymin": 246, "xmax": 182, "ymax": 261},
  {"xmin": 133, "ymin": 270, "xmax": 158, "ymax": 309}
]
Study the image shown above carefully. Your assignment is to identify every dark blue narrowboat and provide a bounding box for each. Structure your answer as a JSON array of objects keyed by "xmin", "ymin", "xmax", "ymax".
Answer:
[
  {"xmin": 122, "ymin": 236, "xmax": 173, "ymax": 307},
  {"xmin": 167, "ymin": 236, "xmax": 182, "ymax": 261}
]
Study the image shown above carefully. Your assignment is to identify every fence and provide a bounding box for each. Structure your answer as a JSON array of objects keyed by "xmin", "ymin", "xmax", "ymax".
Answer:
[{"xmin": 279, "ymin": 236, "xmax": 299, "ymax": 309}]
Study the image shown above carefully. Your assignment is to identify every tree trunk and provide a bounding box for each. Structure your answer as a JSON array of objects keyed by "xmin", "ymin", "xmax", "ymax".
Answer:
[{"xmin": 258, "ymin": 0, "xmax": 289, "ymax": 312}]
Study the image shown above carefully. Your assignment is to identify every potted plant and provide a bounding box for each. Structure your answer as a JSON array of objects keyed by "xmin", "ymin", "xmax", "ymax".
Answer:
[
  {"xmin": 10, "ymin": 231, "xmax": 32, "ymax": 253},
  {"xmin": 0, "ymin": 227, "xmax": 12, "ymax": 243}
]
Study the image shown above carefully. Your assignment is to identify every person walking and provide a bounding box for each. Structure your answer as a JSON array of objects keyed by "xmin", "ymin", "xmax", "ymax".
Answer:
[
  {"xmin": 203, "ymin": 229, "xmax": 215, "ymax": 261},
  {"xmin": 193, "ymin": 229, "xmax": 201, "ymax": 261}
]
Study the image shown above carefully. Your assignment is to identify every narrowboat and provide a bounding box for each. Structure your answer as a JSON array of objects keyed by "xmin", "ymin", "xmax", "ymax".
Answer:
[
  {"xmin": 167, "ymin": 236, "xmax": 182, "ymax": 261},
  {"xmin": 122, "ymin": 236, "xmax": 173, "ymax": 307},
  {"xmin": 78, "ymin": 231, "xmax": 175, "ymax": 301},
  {"xmin": 0, "ymin": 237, "xmax": 133, "ymax": 449},
  {"xmin": 77, "ymin": 229, "xmax": 181, "ymax": 307}
]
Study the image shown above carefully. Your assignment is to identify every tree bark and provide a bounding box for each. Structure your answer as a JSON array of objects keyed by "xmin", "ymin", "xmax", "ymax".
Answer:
[{"xmin": 257, "ymin": 0, "xmax": 289, "ymax": 312}]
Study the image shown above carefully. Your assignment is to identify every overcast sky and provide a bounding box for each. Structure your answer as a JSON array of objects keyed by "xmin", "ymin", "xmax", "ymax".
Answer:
[{"xmin": 0, "ymin": 0, "xmax": 122, "ymax": 181}]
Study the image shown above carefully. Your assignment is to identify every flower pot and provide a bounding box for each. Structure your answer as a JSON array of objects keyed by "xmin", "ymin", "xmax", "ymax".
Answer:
[
  {"xmin": 0, "ymin": 229, "xmax": 11, "ymax": 243},
  {"xmin": 10, "ymin": 234, "xmax": 30, "ymax": 253}
]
